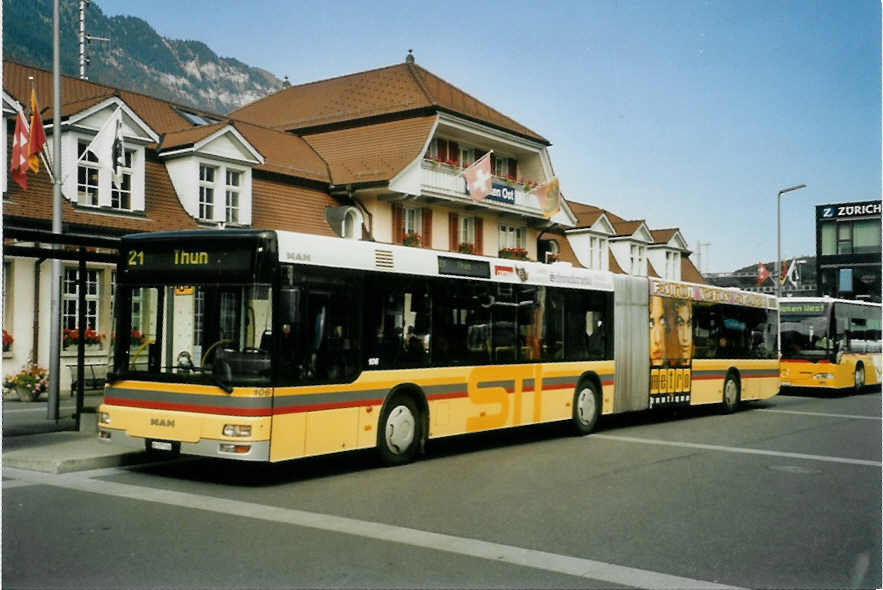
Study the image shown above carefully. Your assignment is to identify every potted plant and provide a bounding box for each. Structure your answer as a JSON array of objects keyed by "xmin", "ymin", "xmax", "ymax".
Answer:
[
  {"xmin": 130, "ymin": 328, "xmax": 146, "ymax": 346},
  {"xmin": 62, "ymin": 328, "xmax": 105, "ymax": 349},
  {"xmin": 3, "ymin": 364, "xmax": 48, "ymax": 402},
  {"xmin": 2, "ymin": 329, "xmax": 12, "ymax": 352},
  {"xmin": 457, "ymin": 242, "xmax": 474, "ymax": 255},
  {"xmin": 499, "ymin": 247, "xmax": 529, "ymax": 260},
  {"xmin": 402, "ymin": 232, "xmax": 422, "ymax": 247}
]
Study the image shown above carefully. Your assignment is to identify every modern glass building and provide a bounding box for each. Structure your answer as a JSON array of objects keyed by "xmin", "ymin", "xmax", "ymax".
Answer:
[{"xmin": 816, "ymin": 200, "xmax": 881, "ymax": 302}]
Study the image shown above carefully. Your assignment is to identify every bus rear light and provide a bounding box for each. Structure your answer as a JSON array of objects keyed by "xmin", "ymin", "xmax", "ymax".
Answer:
[
  {"xmin": 219, "ymin": 443, "xmax": 251, "ymax": 454},
  {"xmin": 98, "ymin": 430, "xmax": 111, "ymax": 440},
  {"xmin": 223, "ymin": 424, "xmax": 251, "ymax": 437}
]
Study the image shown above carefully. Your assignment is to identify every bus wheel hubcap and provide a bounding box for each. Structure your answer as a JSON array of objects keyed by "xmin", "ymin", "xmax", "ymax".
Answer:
[
  {"xmin": 577, "ymin": 388, "xmax": 596, "ymax": 424},
  {"xmin": 385, "ymin": 405, "xmax": 415, "ymax": 454},
  {"xmin": 725, "ymin": 380, "xmax": 737, "ymax": 404}
]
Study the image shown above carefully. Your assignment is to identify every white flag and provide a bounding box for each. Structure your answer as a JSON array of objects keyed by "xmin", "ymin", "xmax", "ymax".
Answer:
[{"xmin": 80, "ymin": 107, "xmax": 125, "ymax": 188}]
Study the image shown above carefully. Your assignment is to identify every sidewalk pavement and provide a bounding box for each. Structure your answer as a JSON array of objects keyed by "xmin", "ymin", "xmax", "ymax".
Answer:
[{"xmin": 2, "ymin": 392, "xmax": 153, "ymax": 474}]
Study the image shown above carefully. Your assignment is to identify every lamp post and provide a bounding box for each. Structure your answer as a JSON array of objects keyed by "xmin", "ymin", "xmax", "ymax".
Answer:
[
  {"xmin": 776, "ymin": 184, "xmax": 807, "ymax": 301},
  {"xmin": 776, "ymin": 183, "xmax": 806, "ymax": 356}
]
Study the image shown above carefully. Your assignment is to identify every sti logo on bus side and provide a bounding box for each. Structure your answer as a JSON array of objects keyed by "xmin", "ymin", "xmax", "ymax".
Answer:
[{"xmin": 150, "ymin": 418, "xmax": 175, "ymax": 427}]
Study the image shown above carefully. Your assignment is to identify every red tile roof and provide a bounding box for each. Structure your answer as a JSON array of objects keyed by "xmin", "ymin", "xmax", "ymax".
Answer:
[
  {"xmin": 301, "ymin": 116, "xmax": 436, "ymax": 185},
  {"xmin": 230, "ymin": 62, "xmax": 548, "ymax": 144},
  {"xmin": 681, "ymin": 256, "xmax": 706, "ymax": 284}
]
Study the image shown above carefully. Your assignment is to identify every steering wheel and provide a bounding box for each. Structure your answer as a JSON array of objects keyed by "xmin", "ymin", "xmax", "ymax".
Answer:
[{"xmin": 200, "ymin": 339, "xmax": 233, "ymax": 367}]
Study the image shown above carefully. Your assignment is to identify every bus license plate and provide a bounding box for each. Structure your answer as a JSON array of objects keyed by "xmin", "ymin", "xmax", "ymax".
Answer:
[{"xmin": 150, "ymin": 440, "xmax": 173, "ymax": 451}]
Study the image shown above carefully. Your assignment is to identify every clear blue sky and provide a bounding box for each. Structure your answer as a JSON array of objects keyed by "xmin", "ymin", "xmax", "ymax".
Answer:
[{"xmin": 97, "ymin": 0, "xmax": 881, "ymax": 273}]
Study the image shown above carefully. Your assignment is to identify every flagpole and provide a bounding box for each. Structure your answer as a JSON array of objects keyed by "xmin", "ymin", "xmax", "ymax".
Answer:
[{"xmin": 47, "ymin": 0, "xmax": 63, "ymax": 421}]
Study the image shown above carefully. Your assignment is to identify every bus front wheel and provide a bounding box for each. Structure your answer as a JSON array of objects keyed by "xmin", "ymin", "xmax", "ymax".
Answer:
[
  {"xmin": 377, "ymin": 394, "xmax": 421, "ymax": 466},
  {"xmin": 854, "ymin": 363, "xmax": 865, "ymax": 393},
  {"xmin": 572, "ymin": 380, "xmax": 600, "ymax": 435},
  {"xmin": 721, "ymin": 373, "xmax": 740, "ymax": 414}
]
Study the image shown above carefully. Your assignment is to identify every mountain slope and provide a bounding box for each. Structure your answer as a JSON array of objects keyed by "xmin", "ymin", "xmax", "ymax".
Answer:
[{"xmin": 2, "ymin": 0, "xmax": 283, "ymax": 114}]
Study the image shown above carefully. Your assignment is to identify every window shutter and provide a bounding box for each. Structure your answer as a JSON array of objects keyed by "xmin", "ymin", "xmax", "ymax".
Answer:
[
  {"xmin": 449, "ymin": 212, "xmax": 459, "ymax": 252},
  {"xmin": 422, "ymin": 208, "xmax": 433, "ymax": 248},
  {"xmin": 392, "ymin": 203, "xmax": 403, "ymax": 244},
  {"xmin": 475, "ymin": 217, "xmax": 484, "ymax": 255},
  {"xmin": 449, "ymin": 141, "xmax": 459, "ymax": 166},
  {"xmin": 489, "ymin": 153, "xmax": 496, "ymax": 175},
  {"xmin": 508, "ymin": 158, "xmax": 517, "ymax": 179},
  {"xmin": 438, "ymin": 139, "xmax": 447, "ymax": 163}
]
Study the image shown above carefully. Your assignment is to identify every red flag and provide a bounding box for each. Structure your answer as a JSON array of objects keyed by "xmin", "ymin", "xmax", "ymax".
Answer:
[
  {"xmin": 535, "ymin": 177, "xmax": 560, "ymax": 219},
  {"xmin": 10, "ymin": 111, "xmax": 30, "ymax": 190},
  {"xmin": 27, "ymin": 89, "xmax": 46, "ymax": 173},
  {"xmin": 462, "ymin": 151, "xmax": 493, "ymax": 202},
  {"xmin": 756, "ymin": 262, "xmax": 770, "ymax": 286}
]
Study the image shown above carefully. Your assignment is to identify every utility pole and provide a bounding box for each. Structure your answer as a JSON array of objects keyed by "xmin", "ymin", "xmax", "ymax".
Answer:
[{"xmin": 78, "ymin": 0, "xmax": 109, "ymax": 80}]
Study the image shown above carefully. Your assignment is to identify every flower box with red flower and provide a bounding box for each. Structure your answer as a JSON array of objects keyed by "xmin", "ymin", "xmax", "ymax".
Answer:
[
  {"xmin": 499, "ymin": 247, "xmax": 529, "ymax": 260},
  {"xmin": 2, "ymin": 329, "xmax": 13, "ymax": 353},
  {"xmin": 457, "ymin": 242, "xmax": 475, "ymax": 255},
  {"xmin": 402, "ymin": 232, "xmax": 422, "ymax": 247},
  {"xmin": 63, "ymin": 327, "xmax": 105, "ymax": 349}
]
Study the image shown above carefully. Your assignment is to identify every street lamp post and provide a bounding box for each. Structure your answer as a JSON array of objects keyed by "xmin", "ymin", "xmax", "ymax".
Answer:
[
  {"xmin": 776, "ymin": 183, "xmax": 806, "ymax": 356},
  {"xmin": 776, "ymin": 184, "xmax": 807, "ymax": 301}
]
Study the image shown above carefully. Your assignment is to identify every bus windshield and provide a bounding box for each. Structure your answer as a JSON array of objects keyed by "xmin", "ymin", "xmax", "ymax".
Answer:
[
  {"xmin": 781, "ymin": 313, "xmax": 832, "ymax": 361},
  {"xmin": 116, "ymin": 282, "xmax": 273, "ymax": 390}
]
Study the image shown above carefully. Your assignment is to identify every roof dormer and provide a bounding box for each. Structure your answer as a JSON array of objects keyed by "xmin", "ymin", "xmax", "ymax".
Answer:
[{"xmin": 159, "ymin": 123, "xmax": 264, "ymax": 226}]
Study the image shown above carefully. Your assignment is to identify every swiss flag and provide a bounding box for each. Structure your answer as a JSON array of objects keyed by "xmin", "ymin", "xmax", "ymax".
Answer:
[
  {"xmin": 463, "ymin": 151, "xmax": 493, "ymax": 202},
  {"xmin": 535, "ymin": 177, "xmax": 560, "ymax": 219},
  {"xmin": 10, "ymin": 111, "xmax": 30, "ymax": 190},
  {"xmin": 756, "ymin": 262, "xmax": 770, "ymax": 286}
]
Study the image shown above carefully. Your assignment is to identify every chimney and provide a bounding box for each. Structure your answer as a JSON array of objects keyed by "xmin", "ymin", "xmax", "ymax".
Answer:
[{"xmin": 405, "ymin": 49, "xmax": 414, "ymax": 64}]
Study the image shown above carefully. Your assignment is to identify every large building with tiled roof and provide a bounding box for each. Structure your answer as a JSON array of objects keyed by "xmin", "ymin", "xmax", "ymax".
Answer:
[{"xmin": 3, "ymin": 53, "xmax": 704, "ymax": 391}]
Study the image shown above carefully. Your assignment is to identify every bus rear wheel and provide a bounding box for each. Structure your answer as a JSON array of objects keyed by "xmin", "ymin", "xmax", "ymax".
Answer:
[
  {"xmin": 721, "ymin": 373, "xmax": 740, "ymax": 414},
  {"xmin": 572, "ymin": 381, "xmax": 600, "ymax": 435},
  {"xmin": 377, "ymin": 394, "xmax": 421, "ymax": 466},
  {"xmin": 854, "ymin": 363, "xmax": 865, "ymax": 393}
]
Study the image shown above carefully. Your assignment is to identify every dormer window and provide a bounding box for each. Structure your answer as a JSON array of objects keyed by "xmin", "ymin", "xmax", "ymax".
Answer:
[
  {"xmin": 111, "ymin": 149, "xmax": 134, "ymax": 210},
  {"xmin": 77, "ymin": 141, "xmax": 99, "ymax": 206},
  {"xmin": 225, "ymin": 169, "xmax": 241, "ymax": 224},
  {"xmin": 588, "ymin": 236, "xmax": 607, "ymax": 269},
  {"xmin": 664, "ymin": 251, "xmax": 680, "ymax": 280},
  {"xmin": 198, "ymin": 164, "xmax": 216, "ymax": 221},
  {"xmin": 630, "ymin": 244, "xmax": 646, "ymax": 275}
]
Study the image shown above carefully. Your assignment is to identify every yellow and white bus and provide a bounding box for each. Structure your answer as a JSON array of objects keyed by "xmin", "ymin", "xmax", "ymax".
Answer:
[
  {"xmin": 98, "ymin": 229, "xmax": 779, "ymax": 464},
  {"xmin": 780, "ymin": 297, "xmax": 882, "ymax": 392}
]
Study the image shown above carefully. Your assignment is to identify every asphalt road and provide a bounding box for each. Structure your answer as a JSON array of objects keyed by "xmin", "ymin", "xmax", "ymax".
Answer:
[{"xmin": 3, "ymin": 391, "xmax": 880, "ymax": 589}]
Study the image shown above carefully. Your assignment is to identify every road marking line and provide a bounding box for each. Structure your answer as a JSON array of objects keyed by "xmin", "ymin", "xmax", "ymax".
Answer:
[
  {"xmin": 756, "ymin": 409, "xmax": 881, "ymax": 421},
  {"xmin": 592, "ymin": 435, "xmax": 881, "ymax": 467},
  {"xmin": 2, "ymin": 467, "xmax": 744, "ymax": 590}
]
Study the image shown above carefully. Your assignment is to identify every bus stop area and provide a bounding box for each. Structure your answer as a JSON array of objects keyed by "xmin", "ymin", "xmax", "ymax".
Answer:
[{"xmin": 2, "ymin": 390, "xmax": 151, "ymax": 474}]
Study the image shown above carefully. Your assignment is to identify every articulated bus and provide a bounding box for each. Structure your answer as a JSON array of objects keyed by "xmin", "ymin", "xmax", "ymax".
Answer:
[
  {"xmin": 98, "ymin": 229, "xmax": 779, "ymax": 464},
  {"xmin": 780, "ymin": 297, "xmax": 882, "ymax": 392}
]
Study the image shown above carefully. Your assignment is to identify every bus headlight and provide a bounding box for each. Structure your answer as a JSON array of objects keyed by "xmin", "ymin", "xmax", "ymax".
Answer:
[
  {"xmin": 99, "ymin": 412, "xmax": 111, "ymax": 425},
  {"xmin": 223, "ymin": 424, "xmax": 251, "ymax": 437},
  {"xmin": 813, "ymin": 373, "xmax": 834, "ymax": 381}
]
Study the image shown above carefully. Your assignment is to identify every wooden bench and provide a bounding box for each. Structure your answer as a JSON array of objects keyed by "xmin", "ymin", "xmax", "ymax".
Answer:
[{"xmin": 68, "ymin": 362, "xmax": 107, "ymax": 394}]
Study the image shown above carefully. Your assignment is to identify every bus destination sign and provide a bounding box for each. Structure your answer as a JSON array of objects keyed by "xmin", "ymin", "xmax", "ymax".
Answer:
[
  {"xmin": 780, "ymin": 302, "xmax": 826, "ymax": 315},
  {"xmin": 123, "ymin": 245, "xmax": 255, "ymax": 281},
  {"xmin": 438, "ymin": 256, "xmax": 491, "ymax": 279}
]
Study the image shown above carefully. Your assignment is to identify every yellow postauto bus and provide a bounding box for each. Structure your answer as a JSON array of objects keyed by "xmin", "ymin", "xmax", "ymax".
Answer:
[
  {"xmin": 780, "ymin": 297, "xmax": 881, "ymax": 392},
  {"xmin": 98, "ymin": 229, "xmax": 779, "ymax": 464}
]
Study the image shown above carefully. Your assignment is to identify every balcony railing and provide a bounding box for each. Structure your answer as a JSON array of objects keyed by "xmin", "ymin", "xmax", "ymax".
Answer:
[{"xmin": 419, "ymin": 159, "xmax": 543, "ymax": 212}]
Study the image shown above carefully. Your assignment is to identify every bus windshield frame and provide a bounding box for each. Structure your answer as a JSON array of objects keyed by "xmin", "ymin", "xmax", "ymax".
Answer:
[
  {"xmin": 111, "ymin": 231, "xmax": 277, "ymax": 390},
  {"xmin": 780, "ymin": 301, "xmax": 834, "ymax": 362}
]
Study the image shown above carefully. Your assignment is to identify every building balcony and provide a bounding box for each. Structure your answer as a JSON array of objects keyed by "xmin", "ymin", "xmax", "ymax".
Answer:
[{"xmin": 418, "ymin": 159, "xmax": 545, "ymax": 218}]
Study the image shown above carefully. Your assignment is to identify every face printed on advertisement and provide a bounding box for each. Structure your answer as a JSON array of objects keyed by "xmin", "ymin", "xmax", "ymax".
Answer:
[
  {"xmin": 649, "ymin": 296, "xmax": 666, "ymax": 366},
  {"xmin": 675, "ymin": 301, "xmax": 692, "ymax": 365}
]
